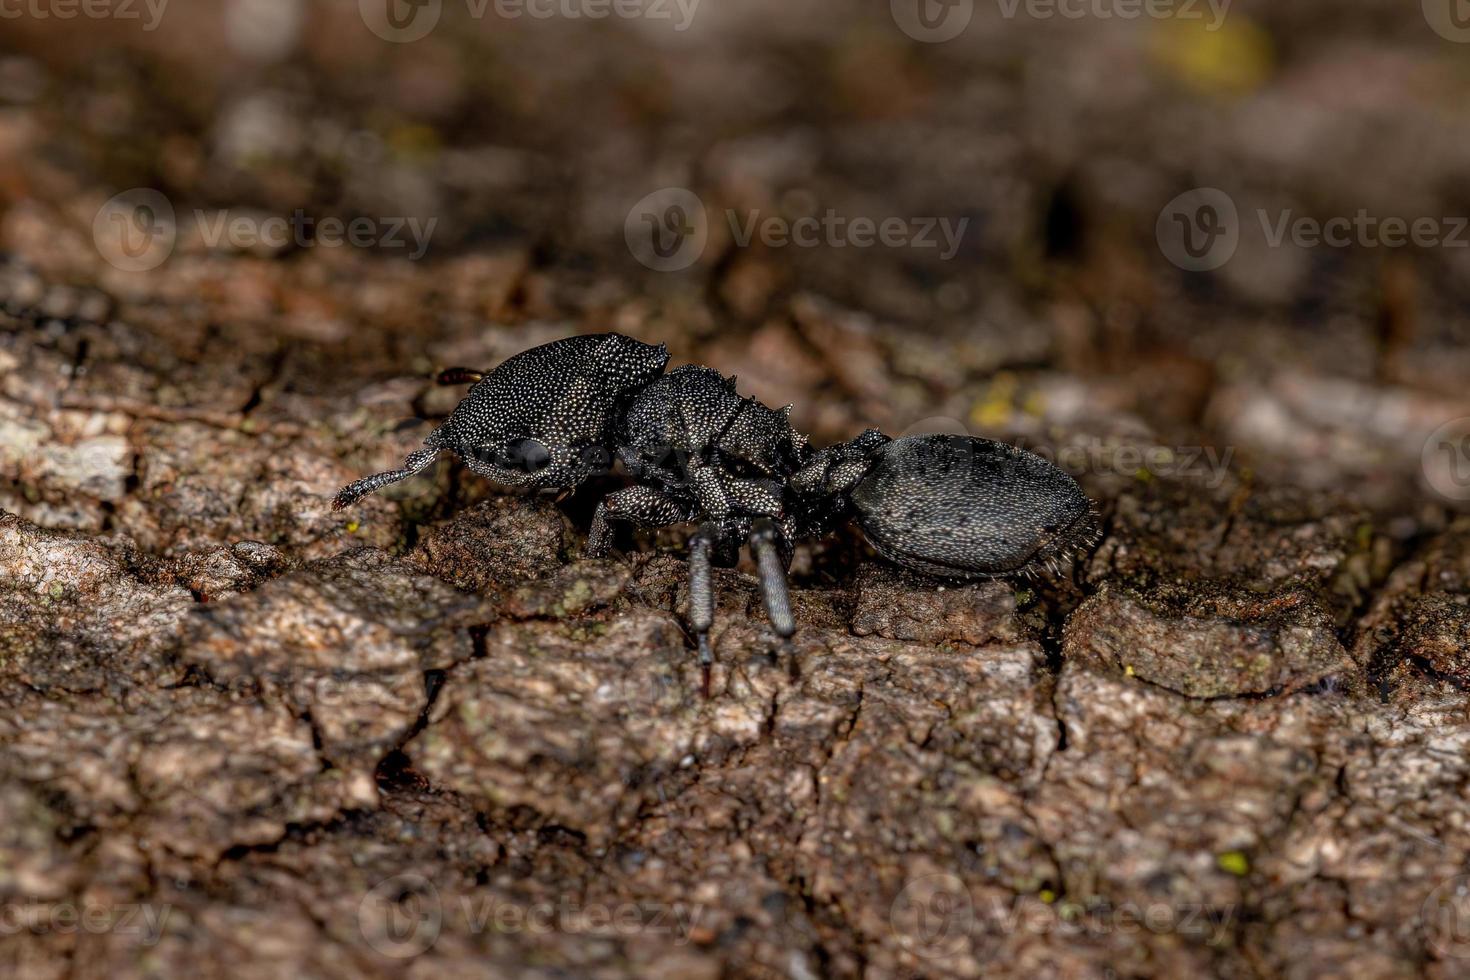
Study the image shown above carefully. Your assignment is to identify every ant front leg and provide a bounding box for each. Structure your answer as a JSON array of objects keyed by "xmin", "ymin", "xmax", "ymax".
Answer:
[
  {"xmin": 583, "ymin": 485, "xmax": 690, "ymax": 558},
  {"xmin": 332, "ymin": 446, "xmax": 441, "ymax": 510}
]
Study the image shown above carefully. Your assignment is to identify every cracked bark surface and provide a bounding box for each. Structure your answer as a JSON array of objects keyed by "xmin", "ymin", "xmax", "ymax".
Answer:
[
  {"xmin": 6, "ymin": 312, "xmax": 1470, "ymax": 977},
  {"xmin": 6, "ymin": 6, "xmax": 1470, "ymax": 978}
]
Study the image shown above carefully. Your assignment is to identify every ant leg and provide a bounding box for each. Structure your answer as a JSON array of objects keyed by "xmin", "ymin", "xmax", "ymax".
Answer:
[
  {"xmin": 586, "ymin": 502, "xmax": 615, "ymax": 558},
  {"xmin": 689, "ymin": 524, "xmax": 717, "ymax": 693},
  {"xmin": 436, "ymin": 367, "xmax": 484, "ymax": 385},
  {"xmin": 583, "ymin": 485, "xmax": 689, "ymax": 558},
  {"xmin": 748, "ymin": 518, "xmax": 795, "ymax": 639},
  {"xmin": 332, "ymin": 447, "xmax": 440, "ymax": 510}
]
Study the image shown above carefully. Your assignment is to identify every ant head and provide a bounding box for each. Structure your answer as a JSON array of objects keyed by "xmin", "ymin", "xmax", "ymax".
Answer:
[{"xmin": 431, "ymin": 333, "xmax": 668, "ymax": 490}]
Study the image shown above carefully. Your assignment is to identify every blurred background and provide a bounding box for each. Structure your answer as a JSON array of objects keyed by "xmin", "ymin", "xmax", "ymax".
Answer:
[{"xmin": 3, "ymin": 0, "xmax": 1470, "ymax": 546}]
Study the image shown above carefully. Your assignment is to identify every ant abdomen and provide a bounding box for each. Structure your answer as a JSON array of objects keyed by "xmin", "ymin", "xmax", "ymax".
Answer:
[{"xmin": 850, "ymin": 435, "xmax": 1096, "ymax": 579}]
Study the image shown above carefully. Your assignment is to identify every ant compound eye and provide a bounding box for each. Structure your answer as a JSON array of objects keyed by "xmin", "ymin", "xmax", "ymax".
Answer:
[{"xmin": 505, "ymin": 438, "xmax": 552, "ymax": 472}]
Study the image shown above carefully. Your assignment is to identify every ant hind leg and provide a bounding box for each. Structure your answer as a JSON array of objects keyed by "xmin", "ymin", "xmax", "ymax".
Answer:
[
  {"xmin": 688, "ymin": 524, "xmax": 717, "ymax": 696},
  {"xmin": 748, "ymin": 518, "xmax": 795, "ymax": 639}
]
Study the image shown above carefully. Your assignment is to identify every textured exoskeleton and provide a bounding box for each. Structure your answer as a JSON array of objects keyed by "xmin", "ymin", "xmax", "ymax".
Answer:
[
  {"xmin": 333, "ymin": 333, "xmax": 1096, "ymax": 676},
  {"xmin": 333, "ymin": 334, "xmax": 667, "ymax": 506},
  {"xmin": 851, "ymin": 434, "xmax": 1094, "ymax": 578}
]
